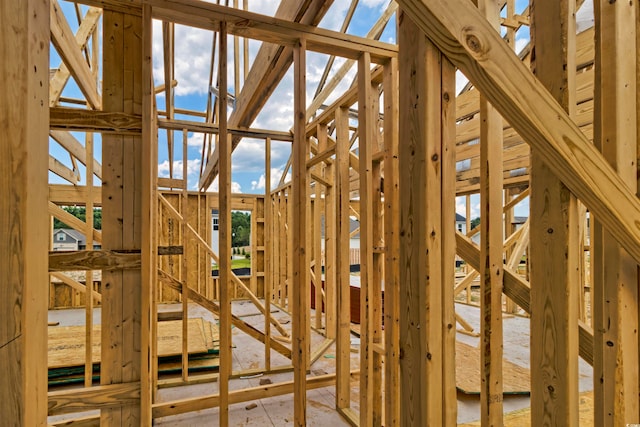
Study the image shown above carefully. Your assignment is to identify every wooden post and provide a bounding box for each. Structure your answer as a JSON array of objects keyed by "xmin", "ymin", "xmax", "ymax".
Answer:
[
  {"xmin": 335, "ymin": 106, "xmax": 352, "ymax": 412},
  {"xmin": 141, "ymin": 4, "xmax": 157, "ymax": 422},
  {"xmin": 265, "ymin": 137, "xmax": 272, "ymax": 370},
  {"xmin": 218, "ymin": 21, "xmax": 232, "ymax": 427},
  {"xmin": 0, "ymin": 0, "xmax": 49, "ymax": 424},
  {"xmin": 181, "ymin": 129, "xmax": 189, "ymax": 382},
  {"xmin": 358, "ymin": 51, "xmax": 377, "ymax": 427},
  {"xmin": 324, "ymin": 146, "xmax": 337, "ymax": 340},
  {"xmin": 292, "ymin": 37, "xmax": 309, "ymax": 427},
  {"xmin": 101, "ymin": 7, "xmax": 143, "ymax": 424},
  {"xmin": 398, "ymin": 10, "xmax": 457, "ymax": 426},
  {"xmin": 470, "ymin": 0, "xmax": 505, "ymax": 425},
  {"xmin": 383, "ymin": 56, "xmax": 400, "ymax": 427},
  {"xmin": 592, "ymin": 0, "xmax": 640, "ymax": 424},
  {"xmin": 529, "ymin": 0, "xmax": 580, "ymax": 425}
]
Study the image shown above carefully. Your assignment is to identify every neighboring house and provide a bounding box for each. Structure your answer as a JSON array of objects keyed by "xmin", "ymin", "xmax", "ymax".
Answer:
[
  {"xmin": 456, "ymin": 213, "xmax": 467, "ymax": 234},
  {"xmin": 211, "ymin": 209, "xmax": 219, "ymax": 253},
  {"xmin": 52, "ymin": 228, "xmax": 101, "ymax": 251},
  {"xmin": 512, "ymin": 216, "xmax": 528, "ymax": 230},
  {"xmin": 320, "ymin": 217, "xmax": 360, "ymax": 249}
]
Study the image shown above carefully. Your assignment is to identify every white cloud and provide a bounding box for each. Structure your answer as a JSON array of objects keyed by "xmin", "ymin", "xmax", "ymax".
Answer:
[
  {"xmin": 515, "ymin": 36, "xmax": 529, "ymax": 55},
  {"xmin": 158, "ymin": 158, "xmax": 202, "ymax": 180},
  {"xmin": 231, "ymin": 139, "xmax": 268, "ymax": 172},
  {"xmin": 206, "ymin": 176, "xmax": 242, "ymax": 193},
  {"xmin": 456, "ymin": 195, "xmax": 480, "ymax": 220},
  {"xmin": 250, "ymin": 167, "xmax": 291, "ymax": 190},
  {"xmin": 361, "ymin": 0, "xmax": 388, "ymax": 10}
]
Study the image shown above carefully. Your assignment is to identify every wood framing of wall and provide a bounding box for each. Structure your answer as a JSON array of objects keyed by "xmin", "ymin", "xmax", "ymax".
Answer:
[
  {"xmin": 4, "ymin": 0, "xmax": 640, "ymax": 426},
  {"xmin": 0, "ymin": 1, "xmax": 50, "ymax": 424}
]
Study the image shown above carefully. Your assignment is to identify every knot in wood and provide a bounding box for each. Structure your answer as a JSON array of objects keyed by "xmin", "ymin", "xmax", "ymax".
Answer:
[{"xmin": 465, "ymin": 34, "xmax": 482, "ymax": 54}]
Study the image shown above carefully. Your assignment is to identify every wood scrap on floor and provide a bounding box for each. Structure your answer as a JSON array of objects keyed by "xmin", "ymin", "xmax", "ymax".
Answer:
[{"xmin": 48, "ymin": 318, "xmax": 219, "ymax": 385}]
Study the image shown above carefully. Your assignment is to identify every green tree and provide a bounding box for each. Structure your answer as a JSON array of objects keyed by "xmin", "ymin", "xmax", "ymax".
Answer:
[
  {"xmin": 231, "ymin": 211, "xmax": 251, "ymax": 247},
  {"xmin": 470, "ymin": 217, "xmax": 481, "ymax": 230},
  {"xmin": 53, "ymin": 206, "xmax": 102, "ymax": 230}
]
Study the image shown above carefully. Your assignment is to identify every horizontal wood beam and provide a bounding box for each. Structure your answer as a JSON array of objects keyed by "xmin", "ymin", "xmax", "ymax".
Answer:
[
  {"xmin": 152, "ymin": 372, "xmax": 358, "ymax": 418},
  {"xmin": 66, "ymin": 0, "xmax": 143, "ymax": 15},
  {"xmin": 48, "ymin": 382, "xmax": 140, "ymax": 416},
  {"xmin": 157, "ymin": 118, "xmax": 293, "ymax": 141},
  {"xmin": 50, "ymin": 107, "xmax": 141, "ymax": 134},
  {"xmin": 49, "ymin": 250, "xmax": 141, "ymax": 271},
  {"xmin": 50, "ymin": 184, "xmax": 102, "ymax": 206},
  {"xmin": 148, "ymin": 0, "xmax": 396, "ymax": 63},
  {"xmin": 399, "ymin": 0, "xmax": 640, "ymax": 264},
  {"xmin": 49, "ymin": 415, "xmax": 101, "ymax": 427}
]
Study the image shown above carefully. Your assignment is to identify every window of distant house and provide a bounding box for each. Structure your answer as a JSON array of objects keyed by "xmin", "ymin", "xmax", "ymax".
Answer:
[
  {"xmin": 213, "ymin": 217, "xmax": 219, "ymax": 231},
  {"xmin": 56, "ymin": 233, "xmax": 65, "ymax": 241},
  {"xmin": 457, "ymin": 224, "xmax": 463, "ymax": 232}
]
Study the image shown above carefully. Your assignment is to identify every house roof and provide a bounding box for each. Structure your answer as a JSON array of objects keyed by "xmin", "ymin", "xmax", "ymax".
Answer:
[
  {"xmin": 456, "ymin": 213, "xmax": 466, "ymax": 222},
  {"xmin": 54, "ymin": 228, "xmax": 86, "ymax": 245},
  {"xmin": 512, "ymin": 216, "xmax": 528, "ymax": 224}
]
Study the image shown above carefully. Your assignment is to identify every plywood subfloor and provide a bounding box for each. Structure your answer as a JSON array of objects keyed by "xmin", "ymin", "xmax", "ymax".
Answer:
[
  {"xmin": 348, "ymin": 325, "xmax": 530, "ymax": 395},
  {"xmin": 48, "ymin": 318, "xmax": 218, "ymax": 369},
  {"xmin": 456, "ymin": 341, "xmax": 530, "ymax": 394},
  {"xmin": 458, "ymin": 391, "xmax": 594, "ymax": 426}
]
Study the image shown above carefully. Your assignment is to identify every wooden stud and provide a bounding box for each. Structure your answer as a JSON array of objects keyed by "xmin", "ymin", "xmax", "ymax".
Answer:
[
  {"xmin": 335, "ymin": 106, "xmax": 352, "ymax": 412},
  {"xmin": 217, "ymin": 22, "xmax": 231, "ymax": 427},
  {"xmin": 476, "ymin": 1, "xmax": 504, "ymax": 424},
  {"xmin": 292, "ymin": 37, "xmax": 309, "ymax": 427},
  {"xmin": 265, "ymin": 137, "xmax": 272, "ymax": 370},
  {"xmin": 383, "ymin": 56, "xmax": 400, "ymax": 427},
  {"xmin": 398, "ymin": 11, "xmax": 456, "ymax": 426},
  {"xmin": 441, "ymin": 52, "xmax": 457, "ymax": 427},
  {"xmin": 358, "ymin": 51, "xmax": 377, "ymax": 426},
  {"xmin": 0, "ymin": 0, "xmax": 49, "ymax": 424},
  {"xmin": 324, "ymin": 149, "xmax": 337, "ymax": 341},
  {"xmin": 529, "ymin": 0, "xmax": 580, "ymax": 425},
  {"xmin": 592, "ymin": 0, "xmax": 640, "ymax": 424},
  {"xmin": 181, "ymin": 129, "xmax": 189, "ymax": 382},
  {"xmin": 100, "ymin": 7, "xmax": 143, "ymax": 425},
  {"xmin": 397, "ymin": 0, "xmax": 640, "ymax": 266}
]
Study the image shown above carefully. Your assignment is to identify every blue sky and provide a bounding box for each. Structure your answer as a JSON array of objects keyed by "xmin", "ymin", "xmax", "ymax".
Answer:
[{"xmin": 50, "ymin": 0, "xmax": 595, "ymax": 220}]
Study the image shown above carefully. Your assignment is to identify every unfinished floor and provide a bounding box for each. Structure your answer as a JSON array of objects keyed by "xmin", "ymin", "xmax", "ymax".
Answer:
[{"xmin": 46, "ymin": 301, "xmax": 593, "ymax": 426}]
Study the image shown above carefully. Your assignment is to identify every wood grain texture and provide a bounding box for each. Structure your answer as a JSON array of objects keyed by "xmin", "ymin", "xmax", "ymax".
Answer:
[
  {"xmin": 100, "ymin": 8, "xmax": 143, "ymax": 425},
  {"xmin": 50, "ymin": 107, "xmax": 142, "ymax": 134},
  {"xmin": 591, "ymin": 0, "xmax": 640, "ymax": 424},
  {"xmin": 397, "ymin": 0, "xmax": 640, "ymax": 265},
  {"xmin": 48, "ymin": 383, "xmax": 140, "ymax": 416},
  {"xmin": 291, "ymin": 38, "xmax": 309, "ymax": 427},
  {"xmin": 0, "ymin": 0, "xmax": 49, "ymax": 424},
  {"xmin": 335, "ymin": 106, "xmax": 353, "ymax": 411},
  {"xmin": 529, "ymin": 0, "xmax": 580, "ymax": 425},
  {"xmin": 383, "ymin": 57, "xmax": 401, "ymax": 427},
  {"xmin": 49, "ymin": 250, "xmax": 141, "ymax": 271},
  {"xmin": 217, "ymin": 22, "xmax": 231, "ymax": 427},
  {"xmin": 398, "ymin": 12, "xmax": 456, "ymax": 425},
  {"xmin": 357, "ymin": 51, "xmax": 376, "ymax": 427}
]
